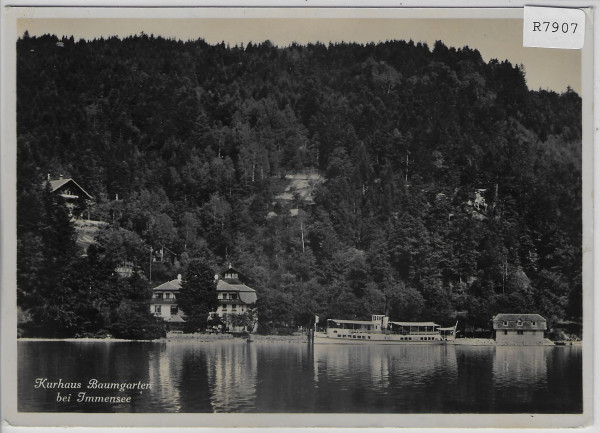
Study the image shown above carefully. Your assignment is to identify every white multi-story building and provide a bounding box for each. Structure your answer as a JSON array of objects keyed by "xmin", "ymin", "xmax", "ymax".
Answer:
[
  {"xmin": 149, "ymin": 275, "xmax": 186, "ymax": 331},
  {"xmin": 212, "ymin": 266, "xmax": 258, "ymax": 333},
  {"xmin": 149, "ymin": 266, "xmax": 258, "ymax": 333}
]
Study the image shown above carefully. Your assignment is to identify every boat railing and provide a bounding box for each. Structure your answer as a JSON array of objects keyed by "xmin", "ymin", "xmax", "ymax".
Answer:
[
  {"xmin": 388, "ymin": 330, "xmax": 440, "ymax": 335},
  {"xmin": 329, "ymin": 329, "xmax": 441, "ymax": 336}
]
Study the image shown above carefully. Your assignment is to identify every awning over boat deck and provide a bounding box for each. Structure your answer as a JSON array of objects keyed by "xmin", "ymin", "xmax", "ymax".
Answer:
[
  {"xmin": 328, "ymin": 319, "xmax": 374, "ymax": 325},
  {"xmin": 438, "ymin": 327, "xmax": 456, "ymax": 331},
  {"xmin": 390, "ymin": 321, "xmax": 439, "ymax": 327}
]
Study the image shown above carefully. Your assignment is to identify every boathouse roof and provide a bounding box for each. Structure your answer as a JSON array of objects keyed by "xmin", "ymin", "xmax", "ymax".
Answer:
[{"xmin": 492, "ymin": 313, "xmax": 547, "ymax": 330}]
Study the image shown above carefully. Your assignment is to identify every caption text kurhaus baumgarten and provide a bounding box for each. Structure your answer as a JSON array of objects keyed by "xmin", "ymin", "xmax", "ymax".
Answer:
[{"xmin": 35, "ymin": 377, "xmax": 152, "ymax": 404}]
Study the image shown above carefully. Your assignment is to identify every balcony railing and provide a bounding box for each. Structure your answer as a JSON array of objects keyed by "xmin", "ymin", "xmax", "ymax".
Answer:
[
  {"xmin": 218, "ymin": 299, "xmax": 241, "ymax": 304},
  {"xmin": 149, "ymin": 298, "xmax": 178, "ymax": 304}
]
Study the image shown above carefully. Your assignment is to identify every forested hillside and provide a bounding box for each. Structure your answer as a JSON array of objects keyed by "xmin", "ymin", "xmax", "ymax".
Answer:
[{"xmin": 16, "ymin": 33, "xmax": 582, "ymax": 337}]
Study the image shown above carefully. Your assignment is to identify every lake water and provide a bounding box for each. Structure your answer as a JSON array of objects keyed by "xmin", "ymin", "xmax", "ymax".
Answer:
[{"xmin": 18, "ymin": 340, "xmax": 582, "ymax": 413}]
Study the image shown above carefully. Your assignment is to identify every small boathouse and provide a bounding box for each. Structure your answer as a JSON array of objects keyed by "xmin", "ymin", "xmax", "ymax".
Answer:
[{"xmin": 492, "ymin": 313, "xmax": 547, "ymax": 345}]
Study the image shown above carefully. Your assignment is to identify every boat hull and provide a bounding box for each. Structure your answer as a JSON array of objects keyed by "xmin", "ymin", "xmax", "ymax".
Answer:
[{"xmin": 313, "ymin": 333, "xmax": 451, "ymax": 345}]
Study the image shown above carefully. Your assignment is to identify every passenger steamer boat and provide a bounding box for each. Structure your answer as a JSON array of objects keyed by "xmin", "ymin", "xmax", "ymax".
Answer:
[{"xmin": 313, "ymin": 314, "xmax": 457, "ymax": 344}]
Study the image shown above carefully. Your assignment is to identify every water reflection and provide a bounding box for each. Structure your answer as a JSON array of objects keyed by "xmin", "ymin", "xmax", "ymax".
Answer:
[
  {"xmin": 493, "ymin": 346, "xmax": 547, "ymax": 387},
  {"xmin": 147, "ymin": 341, "xmax": 258, "ymax": 412},
  {"xmin": 18, "ymin": 341, "xmax": 582, "ymax": 413},
  {"xmin": 206, "ymin": 342, "xmax": 257, "ymax": 412},
  {"xmin": 311, "ymin": 344, "xmax": 459, "ymax": 412},
  {"xmin": 147, "ymin": 343, "xmax": 181, "ymax": 411}
]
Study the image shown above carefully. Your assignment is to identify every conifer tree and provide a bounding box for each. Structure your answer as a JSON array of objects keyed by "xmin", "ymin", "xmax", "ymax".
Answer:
[{"xmin": 178, "ymin": 259, "xmax": 218, "ymax": 332}]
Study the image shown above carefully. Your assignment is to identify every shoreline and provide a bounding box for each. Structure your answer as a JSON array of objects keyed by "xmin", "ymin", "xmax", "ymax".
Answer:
[
  {"xmin": 17, "ymin": 336, "xmax": 582, "ymax": 346},
  {"xmin": 453, "ymin": 338, "xmax": 557, "ymax": 346},
  {"xmin": 17, "ymin": 334, "xmax": 310, "ymax": 343}
]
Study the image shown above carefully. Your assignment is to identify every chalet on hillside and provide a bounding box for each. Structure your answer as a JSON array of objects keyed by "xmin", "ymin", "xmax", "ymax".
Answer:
[
  {"xmin": 46, "ymin": 175, "xmax": 106, "ymax": 255},
  {"xmin": 47, "ymin": 175, "xmax": 93, "ymax": 218}
]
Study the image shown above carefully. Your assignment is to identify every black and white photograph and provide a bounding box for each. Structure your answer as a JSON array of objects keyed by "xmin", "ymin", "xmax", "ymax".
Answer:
[{"xmin": 1, "ymin": 5, "xmax": 594, "ymax": 430}]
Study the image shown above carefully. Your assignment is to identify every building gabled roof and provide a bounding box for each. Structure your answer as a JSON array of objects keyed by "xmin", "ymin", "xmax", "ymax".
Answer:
[
  {"xmin": 217, "ymin": 279, "xmax": 257, "ymax": 304},
  {"xmin": 239, "ymin": 291, "xmax": 257, "ymax": 305},
  {"xmin": 152, "ymin": 278, "xmax": 182, "ymax": 292},
  {"xmin": 217, "ymin": 279, "xmax": 255, "ymax": 292},
  {"xmin": 492, "ymin": 313, "xmax": 547, "ymax": 330},
  {"xmin": 49, "ymin": 178, "xmax": 93, "ymax": 200},
  {"xmin": 493, "ymin": 313, "xmax": 546, "ymax": 322}
]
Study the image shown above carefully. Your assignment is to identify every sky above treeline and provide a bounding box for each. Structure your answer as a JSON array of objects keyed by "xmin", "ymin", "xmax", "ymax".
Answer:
[{"xmin": 18, "ymin": 18, "xmax": 581, "ymax": 94}]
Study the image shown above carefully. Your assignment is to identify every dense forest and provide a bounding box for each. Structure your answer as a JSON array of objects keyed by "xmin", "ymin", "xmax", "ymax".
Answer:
[{"xmin": 16, "ymin": 33, "xmax": 582, "ymax": 338}]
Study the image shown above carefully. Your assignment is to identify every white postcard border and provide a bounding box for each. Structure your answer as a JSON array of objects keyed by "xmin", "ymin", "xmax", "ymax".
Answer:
[{"xmin": 1, "ymin": 3, "xmax": 596, "ymax": 432}]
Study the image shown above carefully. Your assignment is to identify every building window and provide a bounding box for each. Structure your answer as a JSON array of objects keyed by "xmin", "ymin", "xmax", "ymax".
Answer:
[
  {"xmin": 170, "ymin": 306, "xmax": 178, "ymax": 315},
  {"xmin": 517, "ymin": 330, "xmax": 524, "ymax": 335},
  {"xmin": 231, "ymin": 294, "xmax": 238, "ymax": 300},
  {"xmin": 165, "ymin": 293, "xmax": 171, "ymax": 299},
  {"xmin": 532, "ymin": 322, "xmax": 536, "ymax": 326},
  {"xmin": 516, "ymin": 319, "xmax": 523, "ymax": 327},
  {"xmin": 154, "ymin": 305, "xmax": 161, "ymax": 313},
  {"xmin": 156, "ymin": 293, "xmax": 163, "ymax": 299},
  {"xmin": 504, "ymin": 330, "xmax": 508, "ymax": 335},
  {"xmin": 503, "ymin": 321, "xmax": 508, "ymax": 326}
]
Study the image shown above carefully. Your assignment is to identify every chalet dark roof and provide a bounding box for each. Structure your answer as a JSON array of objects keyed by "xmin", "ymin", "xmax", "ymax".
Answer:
[
  {"xmin": 492, "ymin": 313, "xmax": 547, "ymax": 330},
  {"xmin": 48, "ymin": 177, "xmax": 93, "ymax": 200}
]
